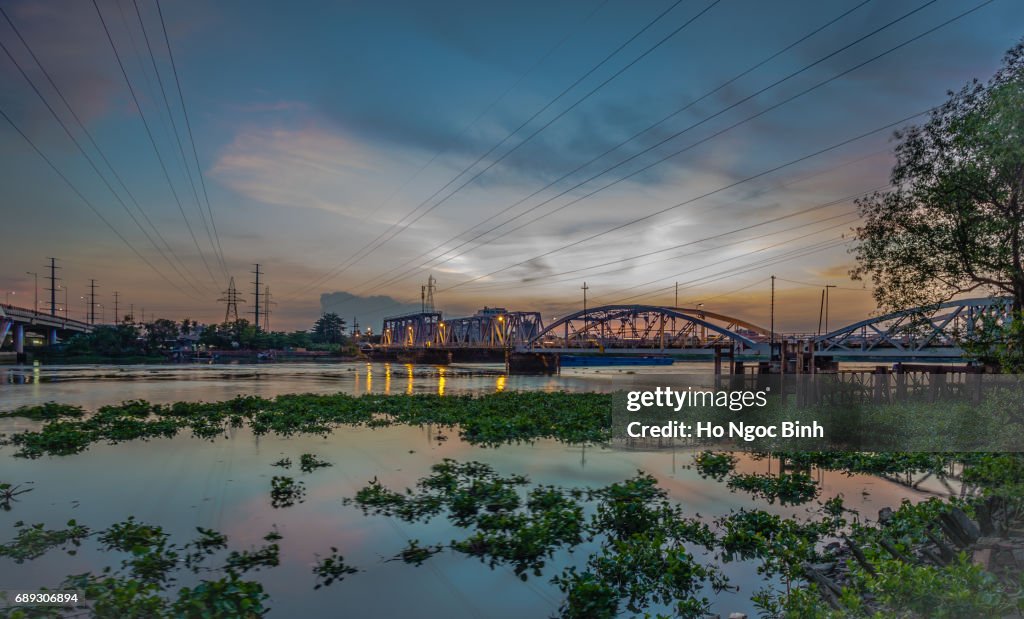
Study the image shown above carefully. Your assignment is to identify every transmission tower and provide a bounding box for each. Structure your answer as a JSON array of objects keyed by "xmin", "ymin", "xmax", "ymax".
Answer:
[
  {"xmin": 421, "ymin": 275, "xmax": 436, "ymax": 313},
  {"xmin": 252, "ymin": 264, "xmax": 262, "ymax": 329},
  {"xmin": 218, "ymin": 277, "xmax": 244, "ymax": 323},
  {"xmin": 262, "ymin": 286, "xmax": 276, "ymax": 331}
]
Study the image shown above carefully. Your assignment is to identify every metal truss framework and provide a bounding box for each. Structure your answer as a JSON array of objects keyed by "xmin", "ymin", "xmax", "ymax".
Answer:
[
  {"xmin": 522, "ymin": 305, "xmax": 767, "ymax": 353},
  {"xmin": 814, "ymin": 297, "xmax": 1013, "ymax": 358},
  {"xmin": 380, "ymin": 310, "xmax": 543, "ymax": 349}
]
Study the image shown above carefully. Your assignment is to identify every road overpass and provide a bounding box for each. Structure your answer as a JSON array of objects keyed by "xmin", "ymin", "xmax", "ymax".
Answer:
[{"xmin": 0, "ymin": 303, "xmax": 93, "ymax": 359}]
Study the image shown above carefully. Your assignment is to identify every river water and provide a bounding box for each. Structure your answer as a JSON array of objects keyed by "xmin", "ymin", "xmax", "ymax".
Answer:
[{"xmin": 0, "ymin": 362, "xmax": 932, "ymax": 617}]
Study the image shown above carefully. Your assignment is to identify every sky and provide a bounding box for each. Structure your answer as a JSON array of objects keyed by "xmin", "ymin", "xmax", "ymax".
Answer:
[{"xmin": 1, "ymin": 0, "xmax": 1022, "ymax": 334}]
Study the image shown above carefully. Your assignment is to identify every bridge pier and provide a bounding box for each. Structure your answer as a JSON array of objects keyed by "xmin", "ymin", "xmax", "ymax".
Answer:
[
  {"xmin": 48, "ymin": 327, "xmax": 58, "ymax": 347},
  {"xmin": 14, "ymin": 324, "xmax": 25, "ymax": 362},
  {"xmin": 0, "ymin": 319, "xmax": 11, "ymax": 350},
  {"xmin": 507, "ymin": 352, "xmax": 559, "ymax": 375}
]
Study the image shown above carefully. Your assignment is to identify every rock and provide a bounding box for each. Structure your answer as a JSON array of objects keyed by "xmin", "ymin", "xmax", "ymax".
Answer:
[
  {"xmin": 878, "ymin": 507, "xmax": 894, "ymax": 524},
  {"xmin": 808, "ymin": 562, "xmax": 837, "ymax": 574},
  {"xmin": 949, "ymin": 508, "xmax": 981, "ymax": 543},
  {"xmin": 972, "ymin": 548, "xmax": 992, "ymax": 569}
]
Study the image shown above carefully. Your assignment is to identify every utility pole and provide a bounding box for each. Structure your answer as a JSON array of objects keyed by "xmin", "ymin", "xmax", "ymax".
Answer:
[
  {"xmin": 25, "ymin": 272, "xmax": 38, "ymax": 313},
  {"xmin": 581, "ymin": 282, "xmax": 589, "ymax": 335},
  {"xmin": 817, "ymin": 289, "xmax": 825, "ymax": 336},
  {"xmin": 113, "ymin": 291, "xmax": 120, "ymax": 324},
  {"xmin": 45, "ymin": 258, "xmax": 59, "ymax": 316},
  {"xmin": 824, "ymin": 284, "xmax": 836, "ymax": 333},
  {"xmin": 88, "ymin": 279, "xmax": 97, "ymax": 325},
  {"xmin": 252, "ymin": 264, "xmax": 262, "ymax": 330},
  {"xmin": 769, "ymin": 275, "xmax": 776, "ymax": 348},
  {"xmin": 674, "ymin": 281, "xmax": 678, "ymax": 308}
]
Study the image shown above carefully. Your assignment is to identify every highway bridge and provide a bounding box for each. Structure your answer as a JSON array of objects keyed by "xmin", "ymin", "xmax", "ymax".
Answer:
[{"xmin": 0, "ymin": 303, "xmax": 93, "ymax": 359}]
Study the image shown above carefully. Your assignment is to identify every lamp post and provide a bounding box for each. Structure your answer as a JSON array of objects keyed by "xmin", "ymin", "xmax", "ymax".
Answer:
[
  {"xmin": 26, "ymin": 272, "xmax": 37, "ymax": 313},
  {"xmin": 5, "ymin": 291, "xmax": 14, "ymax": 304}
]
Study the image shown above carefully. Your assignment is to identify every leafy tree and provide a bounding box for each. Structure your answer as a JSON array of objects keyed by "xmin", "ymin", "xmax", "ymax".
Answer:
[
  {"xmin": 852, "ymin": 42, "xmax": 1024, "ymax": 367},
  {"xmin": 144, "ymin": 318, "xmax": 180, "ymax": 350},
  {"xmin": 199, "ymin": 319, "xmax": 257, "ymax": 350},
  {"xmin": 286, "ymin": 330, "xmax": 313, "ymax": 349},
  {"xmin": 65, "ymin": 324, "xmax": 142, "ymax": 357},
  {"xmin": 312, "ymin": 313, "xmax": 347, "ymax": 345}
]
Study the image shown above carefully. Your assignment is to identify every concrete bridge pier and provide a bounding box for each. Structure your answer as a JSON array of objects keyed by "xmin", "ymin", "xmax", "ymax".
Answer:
[
  {"xmin": 48, "ymin": 327, "xmax": 57, "ymax": 347},
  {"xmin": 14, "ymin": 324, "xmax": 25, "ymax": 362}
]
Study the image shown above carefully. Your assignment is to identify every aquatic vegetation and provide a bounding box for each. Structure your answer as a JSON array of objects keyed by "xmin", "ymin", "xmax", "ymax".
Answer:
[
  {"xmin": 299, "ymin": 453, "xmax": 332, "ymax": 473},
  {"xmin": 0, "ymin": 482, "xmax": 32, "ymax": 511},
  {"xmin": 224, "ymin": 537, "xmax": 281, "ymax": 574},
  {"xmin": 0, "ymin": 392, "xmax": 612, "ymax": 458},
  {"xmin": 390, "ymin": 540, "xmax": 444, "ymax": 566},
  {"xmin": 0, "ymin": 402, "xmax": 85, "ymax": 420},
  {"xmin": 0, "ymin": 520, "xmax": 89, "ymax": 564},
  {"xmin": 725, "ymin": 472, "xmax": 820, "ymax": 506},
  {"xmin": 0, "ymin": 518, "xmax": 294, "ymax": 618},
  {"xmin": 350, "ymin": 462, "xmax": 724, "ymax": 615},
  {"xmin": 693, "ymin": 450, "xmax": 736, "ymax": 481},
  {"xmin": 270, "ymin": 457, "xmax": 292, "ymax": 468},
  {"xmin": 312, "ymin": 547, "xmax": 359, "ymax": 589},
  {"xmin": 270, "ymin": 476, "xmax": 305, "ymax": 508}
]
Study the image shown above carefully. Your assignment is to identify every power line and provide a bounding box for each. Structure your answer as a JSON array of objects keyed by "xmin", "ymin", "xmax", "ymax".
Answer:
[
  {"xmin": 355, "ymin": 0, "xmax": 878, "ymax": 294},
  {"xmin": 458, "ymin": 202, "xmax": 866, "ymax": 293},
  {"xmin": 284, "ymin": 0, "xmax": 712, "ymax": 298},
  {"xmin": 91, "ymin": 0, "xmax": 219, "ymax": 285},
  {"xmin": 130, "ymin": 0, "xmax": 227, "ymax": 279},
  {"xmin": 0, "ymin": 7, "xmax": 210, "ymax": 298},
  {"xmin": 0, "ymin": 104, "xmax": 201, "ymax": 298},
  {"xmin": 153, "ymin": 0, "xmax": 231, "ymax": 278},
  {"xmin": 585, "ymin": 216, "xmax": 856, "ymax": 305},
  {"xmin": 439, "ymin": 100, "xmax": 940, "ymax": 294},
  {"xmin": 367, "ymin": 0, "xmax": 975, "ymax": 294}
]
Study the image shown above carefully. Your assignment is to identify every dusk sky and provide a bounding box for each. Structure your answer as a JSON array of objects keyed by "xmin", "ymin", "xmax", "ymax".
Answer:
[{"xmin": 1, "ymin": 0, "xmax": 1022, "ymax": 333}]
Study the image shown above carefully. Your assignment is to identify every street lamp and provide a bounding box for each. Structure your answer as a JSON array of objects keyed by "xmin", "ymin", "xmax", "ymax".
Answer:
[{"xmin": 5, "ymin": 291, "xmax": 14, "ymax": 304}]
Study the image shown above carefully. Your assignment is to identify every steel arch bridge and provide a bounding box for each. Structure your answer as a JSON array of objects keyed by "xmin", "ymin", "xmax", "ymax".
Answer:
[
  {"xmin": 814, "ymin": 297, "xmax": 1013, "ymax": 359},
  {"xmin": 519, "ymin": 305, "xmax": 770, "ymax": 355}
]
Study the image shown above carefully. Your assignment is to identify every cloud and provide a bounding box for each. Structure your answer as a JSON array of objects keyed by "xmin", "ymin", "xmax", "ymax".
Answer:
[{"xmin": 209, "ymin": 124, "xmax": 388, "ymax": 218}]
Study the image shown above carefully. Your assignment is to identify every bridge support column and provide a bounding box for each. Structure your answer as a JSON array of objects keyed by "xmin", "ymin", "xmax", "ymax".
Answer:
[
  {"xmin": 48, "ymin": 328, "xmax": 58, "ymax": 347},
  {"xmin": 14, "ymin": 324, "xmax": 25, "ymax": 363}
]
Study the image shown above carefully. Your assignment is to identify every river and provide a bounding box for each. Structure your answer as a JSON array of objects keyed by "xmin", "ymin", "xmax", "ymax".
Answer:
[{"xmin": 0, "ymin": 361, "xmax": 932, "ymax": 617}]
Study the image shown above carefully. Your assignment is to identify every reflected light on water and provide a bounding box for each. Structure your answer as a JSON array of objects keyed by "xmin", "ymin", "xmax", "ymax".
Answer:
[
  {"xmin": 437, "ymin": 367, "xmax": 446, "ymax": 396},
  {"xmin": 365, "ymin": 363, "xmax": 372, "ymax": 392},
  {"xmin": 496, "ymin": 375, "xmax": 506, "ymax": 392},
  {"xmin": 384, "ymin": 363, "xmax": 391, "ymax": 395},
  {"xmin": 405, "ymin": 364, "xmax": 414, "ymax": 395}
]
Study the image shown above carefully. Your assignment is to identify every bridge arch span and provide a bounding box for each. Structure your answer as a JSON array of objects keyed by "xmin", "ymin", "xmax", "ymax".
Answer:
[
  {"xmin": 814, "ymin": 297, "xmax": 1012, "ymax": 358},
  {"xmin": 522, "ymin": 304, "xmax": 767, "ymax": 353}
]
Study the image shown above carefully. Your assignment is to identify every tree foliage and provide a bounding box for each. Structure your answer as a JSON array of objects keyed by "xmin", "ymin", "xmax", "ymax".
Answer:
[
  {"xmin": 312, "ymin": 313, "xmax": 347, "ymax": 345},
  {"xmin": 852, "ymin": 42, "xmax": 1024, "ymax": 314}
]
